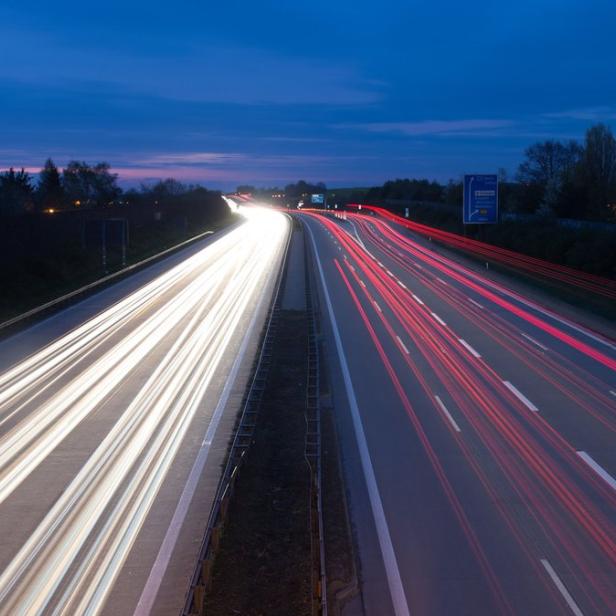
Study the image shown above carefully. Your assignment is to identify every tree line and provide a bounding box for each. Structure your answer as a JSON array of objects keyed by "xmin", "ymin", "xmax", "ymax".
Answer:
[
  {"xmin": 354, "ymin": 123, "xmax": 616, "ymax": 222},
  {"xmin": 0, "ymin": 159, "xmax": 227, "ymax": 217}
]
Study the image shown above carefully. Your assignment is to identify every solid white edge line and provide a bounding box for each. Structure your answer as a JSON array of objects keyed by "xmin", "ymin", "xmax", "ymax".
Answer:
[
  {"xmin": 434, "ymin": 396, "xmax": 461, "ymax": 432},
  {"xmin": 458, "ymin": 339, "xmax": 481, "ymax": 358},
  {"xmin": 521, "ymin": 333, "xmax": 549, "ymax": 351},
  {"xmin": 305, "ymin": 222, "xmax": 411, "ymax": 616},
  {"xmin": 576, "ymin": 451, "xmax": 616, "ymax": 491},
  {"xmin": 503, "ymin": 381, "xmax": 539, "ymax": 412},
  {"xmin": 396, "ymin": 336, "xmax": 410, "ymax": 355},
  {"xmin": 134, "ymin": 222, "xmax": 289, "ymax": 616},
  {"xmin": 540, "ymin": 559, "xmax": 584, "ymax": 616},
  {"xmin": 430, "ymin": 312, "xmax": 447, "ymax": 327}
]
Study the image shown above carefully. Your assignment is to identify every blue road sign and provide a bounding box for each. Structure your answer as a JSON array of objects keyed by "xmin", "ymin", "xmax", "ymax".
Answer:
[
  {"xmin": 311, "ymin": 193, "xmax": 325, "ymax": 205},
  {"xmin": 463, "ymin": 174, "xmax": 498, "ymax": 224}
]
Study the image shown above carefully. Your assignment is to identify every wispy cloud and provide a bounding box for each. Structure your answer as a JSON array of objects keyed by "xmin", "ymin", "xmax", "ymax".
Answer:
[
  {"xmin": 341, "ymin": 119, "xmax": 514, "ymax": 137},
  {"xmin": 135, "ymin": 152, "xmax": 246, "ymax": 166},
  {"xmin": 544, "ymin": 107, "xmax": 616, "ymax": 121}
]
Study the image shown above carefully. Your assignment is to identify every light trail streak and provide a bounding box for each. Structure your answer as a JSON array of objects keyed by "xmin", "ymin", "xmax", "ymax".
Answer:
[
  {"xmin": 355, "ymin": 214, "xmax": 616, "ymax": 370},
  {"xmin": 351, "ymin": 214, "xmax": 616, "ymax": 431},
  {"xmin": 303, "ymin": 211, "xmax": 616, "ymax": 613},
  {"xmin": 0, "ymin": 207, "xmax": 289, "ymax": 614},
  {"xmin": 349, "ymin": 204, "xmax": 616, "ymax": 301}
]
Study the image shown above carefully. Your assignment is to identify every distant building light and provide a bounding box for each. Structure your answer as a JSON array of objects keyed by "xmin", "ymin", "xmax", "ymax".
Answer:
[
  {"xmin": 74, "ymin": 200, "xmax": 81, "ymax": 206},
  {"xmin": 45, "ymin": 208, "xmax": 56, "ymax": 214}
]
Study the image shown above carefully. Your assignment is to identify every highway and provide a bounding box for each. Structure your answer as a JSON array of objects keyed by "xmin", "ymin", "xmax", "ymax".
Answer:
[
  {"xmin": 301, "ymin": 210, "xmax": 616, "ymax": 615},
  {"xmin": 0, "ymin": 206, "xmax": 290, "ymax": 615}
]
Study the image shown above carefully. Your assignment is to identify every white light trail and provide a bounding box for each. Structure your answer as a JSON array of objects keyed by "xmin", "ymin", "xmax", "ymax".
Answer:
[{"xmin": 0, "ymin": 207, "xmax": 289, "ymax": 614}]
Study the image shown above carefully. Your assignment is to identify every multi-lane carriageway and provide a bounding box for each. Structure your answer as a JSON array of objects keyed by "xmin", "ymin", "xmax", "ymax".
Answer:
[
  {"xmin": 300, "ymin": 210, "xmax": 615, "ymax": 615},
  {"xmin": 0, "ymin": 208, "xmax": 290, "ymax": 615},
  {"xmin": 0, "ymin": 202, "xmax": 613, "ymax": 615}
]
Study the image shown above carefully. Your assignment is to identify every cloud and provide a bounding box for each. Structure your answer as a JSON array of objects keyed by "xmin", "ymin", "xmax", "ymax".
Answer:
[
  {"xmin": 135, "ymin": 152, "xmax": 246, "ymax": 166},
  {"xmin": 0, "ymin": 25, "xmax": 381, "ymax": 106},
  {"xmin": 341, "ymin": 119, "xmax": 514, "ymax": 137},
  {"xmin": 544, "ymin": 107, "xmax": 616, "ymax": 121}
]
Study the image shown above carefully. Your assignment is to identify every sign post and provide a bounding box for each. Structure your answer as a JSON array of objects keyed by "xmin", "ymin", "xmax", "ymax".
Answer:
[{"xmin": 463, "ymin": 174, "xmax": 498, "ymax": 224}]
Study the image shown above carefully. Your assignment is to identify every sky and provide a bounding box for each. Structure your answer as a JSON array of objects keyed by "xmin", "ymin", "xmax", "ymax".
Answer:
[{"xmin": 1, "ymin": 0, "xmax": 616, "ymax": 189}]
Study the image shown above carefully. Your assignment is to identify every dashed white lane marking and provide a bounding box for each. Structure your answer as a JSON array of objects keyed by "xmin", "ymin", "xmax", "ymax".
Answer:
[
  {"xmin": 430, "ymin": 312, "xmax": 447, "ymax": 327},
  {"xmin": 468, "ymin": 298, "xmax": 484, "ymax": 309},
  {"xmin": 386, "ymin": 270, "xmax": 394, "ymax": 277},
  {"xmin": 435, "ymin": 395, "xmax": 461, "ymax": 432},
  {"xmin": 396, "ymin": 336, "xmax": 409, "ymax": 354},
  {"xmin": 412, "ymin": 294, "xmax": 424, "ymax": 305},
  {"xmin": 522, "ymin": 333, "xmax": 548, "ymax": 351},
  {"xmin": 373, "ymin": 301, "xmax": 382, "ymax": 313},
  {"xmin": 503, "ymin": 381, "xmax": 539, "ymax": 412},
  {"xmin": 377, "ymin": 261, "xmax": 384, "ymax": 268},
  {"xmin": 398, "ymin": 281, "xmax": 407, "ymax": 289},
  {"xmin": 414, "ymin": 263, "xmax": 423, "ymax": 269},
  {"xmin": 540, "ymin": 559, "xmax": 584, "ymax": 616},
  {"xmin": 609, "ymin": 390, "xmax": 616, "ymax": 398},
  {"xmin": 359, "ymin": 280, "xmax": 366, "ymax": 288},
  {"xmin": 436, "ymin": 277, "xmax": 448, "ymax": 285},
  {"xmin": 576, "ymin": 451, "xmax": 616, "ymax": 491},
  {"xmin": 459, "ymin": 339, "xmax": 481, "ymax": 358}
]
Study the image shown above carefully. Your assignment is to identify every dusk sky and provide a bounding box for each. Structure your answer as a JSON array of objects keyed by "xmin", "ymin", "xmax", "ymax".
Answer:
[{"xmin": 2, "ymin": 0, "xmax": 616, "ymax": 189}]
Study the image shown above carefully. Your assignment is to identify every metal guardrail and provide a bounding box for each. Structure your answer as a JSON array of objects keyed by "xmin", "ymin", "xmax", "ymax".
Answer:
[
  {"xmin": 0, "ymin": 224, "xmax": 235, "ymax": 339},
  {"xmin": 303, "ymin": 228, "xmax": 328, "ymax": 616},
  {"xmin": 181, "ymin": 222, "xmax": 292, "ymax": 616}
]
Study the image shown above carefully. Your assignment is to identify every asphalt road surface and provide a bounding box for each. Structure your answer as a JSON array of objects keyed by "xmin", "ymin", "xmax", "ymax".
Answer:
[
  {"xmin": 301, "ymin": 210, "xmax": 616, "ymax": 616},
  {"xmin": 0, "ymin": 207, "xmax": 289, "ymax": 615}
]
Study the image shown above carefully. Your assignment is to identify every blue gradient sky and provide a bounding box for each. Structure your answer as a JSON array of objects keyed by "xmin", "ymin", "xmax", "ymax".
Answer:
[{"xmin": 1, "ymin": 0, "xmax": 615, "ymax": 188}]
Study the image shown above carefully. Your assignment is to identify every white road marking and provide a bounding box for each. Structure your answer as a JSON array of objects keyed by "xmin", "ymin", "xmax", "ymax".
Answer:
[
  {"xmin": 522, "ymin": 333, "xmax": 548, "ymax": 351},
  {"xmin": 397, "ymin": 281, "xmax": 407, "ymax": 289},
  {"xmin": 458, "ymin": 339, "xmax": 481, "ymax": 358},
  {"xmin": 436, "ymin": 277, "xmax": 448, "ymax": 285},
  {"xmin": 412, "ymin": 294, "xmax": 424, "ymax": 305},
  {"xmin": 468, "ymin": 298, "xmax": 484, "ymax": 309},
  {"xmin": 373, "ymin": 301, "xmax": 382, "ymax": 313},
  {"xmin": 306, "ymin": 222, "xmax": 411, "ymax": 616},
  {"xmin": 431, "ymin": 312, "xmax": 447, "ymax": 327},
  {"xmin": 503, "ymin": 381, "xmax": 538, "ymax": 412},
  {"xmin": 540, "ymin": 559, "xmax": 584, "ymax": 616},
  {"xmin": 414, "ymin": 263, "xmax": 423, "ymax": 269},
  {"xmin": 576, "ymin": 451, "xmax": 616, "ymax": 491},
  {"xmin": 609, "ymin": 390, "xmax": 616, "ymax": 398},
  {"xmin": 377, "ymin": 261, "xmax": 384, "ymax": 268},
  {"xmin": 386, "ymin": 270, "xmax": 394, "ymax": 277},
  {"xmin": 396, "ymin": 336, "xmax": 409, "ymax": 354},
  {"xmin": 359, "ymin": 280, "xmax": 366, "ymax": 288},
  {"xmin": 434, "ymin": 396, "xmax": 461, "ymax": 432}
]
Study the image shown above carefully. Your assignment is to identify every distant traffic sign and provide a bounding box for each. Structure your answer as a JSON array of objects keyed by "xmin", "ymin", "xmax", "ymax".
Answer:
[
  {"xmin": 311, "ymin": 193, "xmax": 325, "ymax": 205},
  {"xmin": 463, "ymin": 174, "xmax": 498, "ymax": 224}
]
